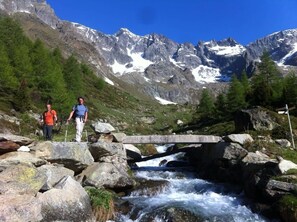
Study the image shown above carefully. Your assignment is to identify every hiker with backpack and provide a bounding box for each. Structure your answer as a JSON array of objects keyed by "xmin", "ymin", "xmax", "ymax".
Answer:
[
  {"xmin": 66, "ymin": 97, "xmax": 88, "ymax": 142},
  {"xmin": 40, "ymin": 103, "xmax": 57, "ymax": 141}
]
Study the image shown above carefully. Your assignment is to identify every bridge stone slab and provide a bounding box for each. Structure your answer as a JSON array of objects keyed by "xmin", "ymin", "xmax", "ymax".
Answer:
[{"xmin": 122, "ymin": 135, "xmax": 222, "ymax": 144}]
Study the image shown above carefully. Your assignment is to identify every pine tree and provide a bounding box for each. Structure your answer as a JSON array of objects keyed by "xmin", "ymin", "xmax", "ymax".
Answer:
[
  {"xmin": 13, "ymin": 79, "xmax": 31, "ymax": 112},
  {"xmin": 283, "ymin": 71, "xmax": 297, "ymax": 107},
  {"xmin": 48, "ymin": 57, "xmax": 71, "ymax": 114},
  {"xmin": 0, "ymin": 17, "xmax": 32, "ymax": 82},
  {"xmin": 63, "ymin": 55, "xmax": 83, "ymax": 95},
  {"xmin": 227, "ymin": 75, "xmax": 247, "ymax": 114},
  {"xmin": 197, "ymin": 88, "xmax": 215, "ymax": 118},
  {"xmin": 251, "ymin": 52, "xmax": 283, "ymax": 107},
  {"xmin": 240, "ymin": 71, "xmax": 250, "ymax": 95},
  {"xmin": 0, "ymin": 43, "xmax": 18, "ymax": 90},
  {"xmin": 214, "ymin": 93, "xmax": 228, "ymax": 120}
]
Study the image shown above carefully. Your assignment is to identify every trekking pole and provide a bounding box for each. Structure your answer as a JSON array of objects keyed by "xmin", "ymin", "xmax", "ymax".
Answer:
[{"xmin": 65, "ymin": 121, "xmax": 68, "ymax": 142}]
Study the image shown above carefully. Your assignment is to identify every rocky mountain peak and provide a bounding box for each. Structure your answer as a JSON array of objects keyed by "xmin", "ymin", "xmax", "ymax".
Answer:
[
  {"xmin": 217, "ymin": 37, "xmax": 239, "ymax": 46},
  {"xmin": 0, "ymin": 0, "xmax": 60, "ymax": 28}
]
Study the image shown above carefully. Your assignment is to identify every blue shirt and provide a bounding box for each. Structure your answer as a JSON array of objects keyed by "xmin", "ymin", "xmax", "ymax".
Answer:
[{"xmin": 73, "ymin": 104, "xmax": 88, "ymax": 117}]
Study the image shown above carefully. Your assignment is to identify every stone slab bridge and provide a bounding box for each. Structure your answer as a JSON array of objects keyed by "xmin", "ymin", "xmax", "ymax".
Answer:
[{"xmin": 122, "ymin": 135, "xmax": 222, "ymax": 162}]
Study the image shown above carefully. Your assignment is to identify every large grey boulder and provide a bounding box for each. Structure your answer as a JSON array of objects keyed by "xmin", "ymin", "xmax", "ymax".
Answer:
[
  {"xmin": 81, "ymin": 162, "xmax": 135, "ymax": 191},
  {"xmin": 275, "ymin": 139, "xmax": 291, "ymax": 148},
  {"xmin": 0, "ymin": 163, "xmax": 46, "ymax": 195},
  {"xmin": 112, "ymin": 132, "xmax": 127, "ymax": 142},
  {"xmin": 89, "ymin": 141, "xmax": 126, "ymax": 161},
  {"xmin": 91, "ymin": 122, "xmax": 115, "ymax": 134},
  {"xmin": 241, "ymin": 151, "xmax": 273, "ymax": 165},
  {"xmin": 188, "ymin": 142, "xmax": 248, "ymax": 167},
  {"xmin": 38, "ymin": 164, "xmax": 75, "ymax": 191},
  {"xmin": 204, "ymin": 142, "xmax": 248, "ymax": 163},
  {"xmin": 0, "ymin": 133, "xmax": 34, "ymax": 146},
  {"xmin": 0, "ymin": 151, "xmax": 46, "ymax": 171},
  {"xmin": 123, "ymin": 144, "xmax": 142, "ymax": 160},
  {"xmin": 38, "ymin": 176, "xmax": 94, "ymax": 222},
  {"xmin": 0, "ymin": 140, "xmax": 20, "ymax": 155},
  {"xmin": 0, "ymin": 194, "xmax": 42, "ymax": 222},
  {"xmin": 264, "ymin": 179, "xmax": 297, "ymax": 201},
  {"xmin": 224, "ymin": 134, "xmax": 253, "ymax": 145},
  {"xmin": 34, "ymin": 141, "xmax": 94, "ymax": 173},
  {"xmin": 241, "ymin": 151, "xmax": 278, "ymax": 181},
  {"xmin": 277, "ymin": 157, "xmax": 297, "ymax": 174},
  {"xmin": 234, "ymin": 107, "xmax": 279, "ymax": 132}
]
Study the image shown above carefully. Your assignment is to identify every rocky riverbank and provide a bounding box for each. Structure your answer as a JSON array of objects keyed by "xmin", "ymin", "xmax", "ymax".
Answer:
[
  {"xmin": 0, "ymin": 129, "xmax": 136, "ymax": 221},
  {"xmin": 1, "ymin": 124, "xmax": 297, "ymax": 221},
  {"xmin": 186, "ymin": 134, "xmax": 297, "ymax": 221}
]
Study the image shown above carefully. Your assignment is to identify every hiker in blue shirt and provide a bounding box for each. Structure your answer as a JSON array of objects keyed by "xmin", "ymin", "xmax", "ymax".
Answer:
[{"xmin": 67, "ymin": 97, "xmax": 88, "ymax": 142}]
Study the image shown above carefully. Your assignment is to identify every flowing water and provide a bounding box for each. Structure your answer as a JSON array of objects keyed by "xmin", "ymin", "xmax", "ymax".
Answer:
[{"xmin": 115, "ymin": 145, "xmax": 274, "ymax": 222}]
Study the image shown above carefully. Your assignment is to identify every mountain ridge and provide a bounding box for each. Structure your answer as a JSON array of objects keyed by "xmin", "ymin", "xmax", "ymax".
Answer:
[{"xmin": 1, "ymin": 0, "xmax": 297, "ymax": 104}]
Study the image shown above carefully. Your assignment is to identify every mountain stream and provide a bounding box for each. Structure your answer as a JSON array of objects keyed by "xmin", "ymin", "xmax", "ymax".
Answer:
[{"xmin": 115, "ymin": 145, "xmax": 275, "ymax": 222}]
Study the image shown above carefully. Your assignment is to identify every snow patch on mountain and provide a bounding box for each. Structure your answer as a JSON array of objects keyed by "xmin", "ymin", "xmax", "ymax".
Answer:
[
  {"xmin": 277, "ymin": 42, "xmax": 297, "ymax": 66},
  {"xmin": 71, "ymin": 22, "xmax": 98, "ymax": 42},
  {"xmin": 192, "ymin": 65, "xmax": 222, "ymax": 83},
  {"xmin": 104, "ymin": 77, "xmax": 114, "ymax": 86},
  {"xmin": 155, "ymin": 96, "xmax": 177, "ymax": 105},
  {"xmin": 110, "ymin": 60, "xmax": 126, "ymax": 75},
  {"xmin": 208, "ymin": 44, "xmax": 246, "ymax": 56},
  {"xmin": 169, "ymin": 57, "xmax": 186, "ymax": 69},
  {"xmin": 110, "ymin": 49, "xmax": 153, "ymax": 75},
  {"xmin": 127, "ymin": 49, "xmax": 153, "ymax": 72},
  {"xmin": 19, "ymin": 9, "xmax": 31, "ymax": 14}
]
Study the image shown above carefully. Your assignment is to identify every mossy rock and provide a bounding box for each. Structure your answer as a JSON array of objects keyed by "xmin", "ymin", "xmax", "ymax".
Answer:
[{"xmin": 279, "ymin": 195, "xmax": 297, "ymax": 222}]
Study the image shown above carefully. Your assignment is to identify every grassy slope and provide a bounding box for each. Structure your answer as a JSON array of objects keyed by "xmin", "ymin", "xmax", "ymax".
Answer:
[{"xmin": 0, "ymin": 13, "xmax": 194, "ymax": 139}]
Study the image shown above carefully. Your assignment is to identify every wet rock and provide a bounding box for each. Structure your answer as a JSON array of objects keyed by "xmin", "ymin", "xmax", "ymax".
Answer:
[
  {"xmin": 114, "ymin": 199, "xmax": 134, "ymax": 216},
  {"xmin": 80, "ymin": 162, "xmax": 135, "ymax": 192},
  {"xmin": 141, "ymin": 207, "xmax": 204, "ymax": 222},
  {"xmin": 129, "ymin": 179, "xmax": 170, "ymax": 196},
  {"xmin": 159, "ymin": 159, "xmax": 168, "ymax": 166},
  {"xmin": 166, "ymin": 160, "xmax": 191, "ymax": 167}
]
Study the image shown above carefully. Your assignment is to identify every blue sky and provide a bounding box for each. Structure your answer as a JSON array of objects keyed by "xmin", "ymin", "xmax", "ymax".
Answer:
[{"xmin": 46, "ymin": 0, "xmax": 297, "ymax": 45}]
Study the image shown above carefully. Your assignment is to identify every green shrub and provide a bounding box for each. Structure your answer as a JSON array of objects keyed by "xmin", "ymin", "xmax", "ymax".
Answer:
[
  {"xmin": 85, "ymin": 187, "xmax": 114, "ymax": 222},
  {"xmin": 279, "ymin": 195, "xmax": 297, "ymax": 220},
  {"xmin": 281, "ymin": 149, "xmax": 297, "ymax": 164}
]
